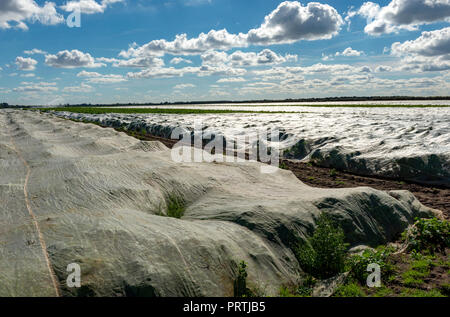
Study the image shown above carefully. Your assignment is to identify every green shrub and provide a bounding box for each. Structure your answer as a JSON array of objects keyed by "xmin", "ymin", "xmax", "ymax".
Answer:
[
  {"xmin": 234, "ymin": 261, "xmax": 253, "ymax": 297},
  {"xmin": 348, "ymin": 246, "xmax": 395, "ymax": 284},
  {"xmin": 279, "ymin": 276, "xmax": 316, "ymax": 297},
  {"xmin": 404, "ymin": 217, "xmax": 449, "ymax": 254},
  {"xmin": 295, "ymin": 213, "xmax": 348, "ymax": 279},
  {"xmin": 296, "ymin": 275, "xmax": 316, "ymax": 297},
  {"xmin": 279, "ymin": 286, "xmax": 296, "ymax": 297},
  {"xmin": 334, "ymin": 282, "xmax": 366, "ymax": 297}
]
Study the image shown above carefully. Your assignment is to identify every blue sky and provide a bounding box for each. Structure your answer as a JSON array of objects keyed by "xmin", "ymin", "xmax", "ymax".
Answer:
[{"xmin": 0, "ymin": 0, "xmax": 449, "ymax": 105}]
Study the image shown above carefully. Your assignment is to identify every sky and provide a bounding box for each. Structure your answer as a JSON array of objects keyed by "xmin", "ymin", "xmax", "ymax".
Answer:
[{"xmin": 0, "ymin": 0, "xmax": 449, "ymax": 105}]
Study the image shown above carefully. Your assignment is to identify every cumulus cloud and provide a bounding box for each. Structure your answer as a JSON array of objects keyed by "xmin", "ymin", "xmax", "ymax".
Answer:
[
  {"xmin": 321, "ymin": 53, "xmax": 334, "ymax": 61},
  {"xmin": 246, "ymin": 1, "xmax": 343, "ymax": 45},
  {"xmin": 375, "ymin": 65, "xmax": 393, "ymax": 72},
  {"xmin": 336, "ymin": 47, "xmax": 364, "ymax": 57},
  {"xmin": 76, "ymin": 70, "xmax": 126, "ymax": 83},
  {"xmin": 13, "ymin": 81, "xmax": 58, "ymax": 92},
  {"xmin": 202, "ymin": 49, "xmax": 297, "ymax": 67},
  {"xmin": 60, "ymin": 0, "xmax": 124, "ymax": 14},
  {"xmin": 351, "ymin": 0, "xmax": 450, "ymax": 35},
  {"xmin": 197, "ymin": 64, "xmax": 247, "ymax": 77},
  {"xmin": 63, "ymin": 82, "xmax": 94, "ymax": 93},
  {"xmin": 217, "ymin": 77, "xmax": 246, "ymax": 83},
  {"xmin": 229, "ymin": 49, "xmax": 297, "ymax": 66},
  {"xmin": 126, "ymin": 64, "xmax": 246, "ymax": 79},
  {"xmin": 0, "ymin": 0, "xmax": 64, "ymax": 30},
  {"xmin": 120, "ymin": 1, "xmax": 343, "ymax": 58},
  {"xmin": 15, "ymin": 56, "xmax": 37, "ymax": 71},
  {"xmin": 170, "ymin": 57, "xmax": 193, "ymax": 65},
  {"xmin": 120, "ymin": 30, "xmax": 247, "ymax": 57},
  {"xmin": 240, "ymin": 72, "xmax": 448, "ymax": 96},
  {"xmin": 113, "ymin": 56, "xmax": 165, "ymax": 68},
  {"xmin": 173, "ymin": 83, "xmax": 196, "ymax": 90},
  {"xmin": 126, "ymin": 67, "xmax": 197, "ymax": 79},
  {"xmin": 45, "ymin": 50, "xmax": 105, "ymax": 68},
  {"xmin": 392, "ymin": 27, "xmax": 450, "ymax": 57},
  {"xmin": 24, "ymin": 48, "xmax": 47, "ymax": 55},
  {"xmin": 392, "ymin": 27, "xmax": 450, "ymax": 71},
  {"xmin": 252, "ymin": 63, "xmax": 374, "ymax": 83}
]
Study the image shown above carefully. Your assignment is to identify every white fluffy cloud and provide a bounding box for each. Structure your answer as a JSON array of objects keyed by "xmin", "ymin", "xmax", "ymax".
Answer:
[
  {"xmin": 170, "ymin": 57, "xmax": 193, "ymax": 65},
  {"xmin": 120, "ymin": 1, "xmax": 343, "ymax": 58},
  {"xmin": 252, "ymin": 63, "xmax": 373, "ymax": 83},
  {"xmin": 201, "ymin": 49, "xmax": 297, "ymax": 67},
  {"xmin": 126, "ymin": 67, "xmax": 197, "ymax": 79},
  {"xmin": 24, "ymin": 48, "xmax": 47, "ymax": 55},
  {"xmin": 0, "ymin": 0, "xmax": 64, "ymax": 30},
  {"xmin": 45, "ymin": 50, "xmax": 105, "ymax": 68},
  {"xmin": 217, "ymin": 77, "xmax": 246, "ymax": 83},
  {"xmin": 113, "ymin": 56, "xmax": 165, "ymax": 68},
  {"xmin": 13, "ymin": 81, "xmax": 58, "ymax": 92},
  {"xmin": 375, "ymin": 65, "xmax": 393, "ymax": 72},
  {"xmin": 231, "ymin": 49, "xmax": 297, "ymax": 66},
  {"xmin": 15, "ymin": 56, "xmax": 37, "ymax": 71},
  {"xmin": 336, "ymin": 47, "xmax": 364, "ymax": 57},
  {"xmin": 392, "ymin": 27, "xmax": 450, "ymax": 71},
  {"xmin": 238, "ymin": 72, "xmax": 448, "ymax": 96},
  {"xmin": 174, "ymin": 83, "xmax": 196, "ymax": 90},
  {"xmin": 392, "ymin": 27, "xmax": 450, "ymax": 57},
  {"xmin": 77, "ymin": 70, "xmax": 126, "ymax": 83},
  {"xmin": 126, "ymin": 63, "xmax": 247, "ymax": 79},
  {"xmin": 63, "ymin": 82, "xmax": 94, "ymax": 93},
  {"xmin": 60, "ymin": 0, "xmax": 123, "ymax": 14},
  {"xmin": 197, "ymin": 64, "xmax": 247, "ymax": 77},
  {"xmin": 352, "ymin": 0, "xmax": 450, "ymax": 35},
  {"xmin": 246, "ymin": 1, "xmax": 343, "ymax": 45},
  {"xmin": 120, "ymin": 30, "xmax": 247, "ymax": 58}
]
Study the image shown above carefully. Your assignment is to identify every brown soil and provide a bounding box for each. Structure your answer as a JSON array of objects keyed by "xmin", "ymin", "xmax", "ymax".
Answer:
[
  {"xmin": 114, "ymin": 128, "xmax": 450, "ymax": 219},
  {"xmin": 280, "ymin": 160, "xmax": 449, "ymax": 219},
  {"xmin": 366, "ymin": 248, "xmax": 450, "ymax": 297}
]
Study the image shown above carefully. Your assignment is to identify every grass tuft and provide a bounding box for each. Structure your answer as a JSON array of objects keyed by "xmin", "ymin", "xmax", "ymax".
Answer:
[{"xmin": 166, "ymin": 195, "xmax": 186, "ymax": 219}]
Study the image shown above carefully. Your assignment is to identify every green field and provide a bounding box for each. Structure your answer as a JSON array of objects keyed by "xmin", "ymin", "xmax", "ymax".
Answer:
[{"xmin": 35, "ymin": 103, "xmax": 450, "ymax": 115}]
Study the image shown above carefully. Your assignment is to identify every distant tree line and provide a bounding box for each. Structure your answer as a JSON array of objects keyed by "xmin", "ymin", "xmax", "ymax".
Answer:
[
  {"xmin": 0, "ymin": 103, "xmax": 33, "ymax": 109},
  {"xmin": 52, "ymin": 96, "xmax": 450, "ymax": 107},
  {"xmin": 3, "ymin": 96, "xmax": 450, "ymax": 108}
]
